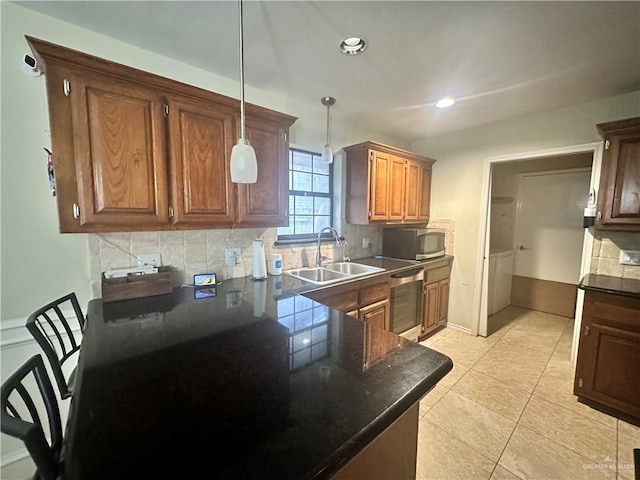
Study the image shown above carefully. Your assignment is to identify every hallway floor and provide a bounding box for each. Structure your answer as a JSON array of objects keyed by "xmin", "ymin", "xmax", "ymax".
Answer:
[{"xmin": 417, "ymin": 306, "xmax": 639, "ymax": 480}]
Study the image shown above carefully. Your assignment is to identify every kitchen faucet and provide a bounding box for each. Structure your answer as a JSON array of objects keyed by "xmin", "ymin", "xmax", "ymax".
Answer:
[{"xmin": 316, "ymin": 227, "xmax": 342, "ymax": 267}]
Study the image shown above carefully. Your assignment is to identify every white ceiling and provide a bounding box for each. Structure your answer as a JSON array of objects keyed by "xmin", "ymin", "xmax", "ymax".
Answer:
[{"xmin": 16, "ymin": 1, "xmax": 640, "ymax": 143}]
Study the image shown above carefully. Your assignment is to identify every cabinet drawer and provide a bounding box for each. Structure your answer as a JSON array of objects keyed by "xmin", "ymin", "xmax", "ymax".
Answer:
[
  {"xmin": 358, "ymin": 282, "xmax": 390, "ymax": 307},
  {"xmin": 425, "ymin": 265, "xmax": 450, "ymax": 283},
  {"xmin": 307, "ymin": 287, "xmax": 357, "ymax": 312}
]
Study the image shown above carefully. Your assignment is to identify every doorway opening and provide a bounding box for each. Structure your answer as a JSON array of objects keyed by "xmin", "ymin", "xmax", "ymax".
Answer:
[{"xmin": 473, "ymin": 142, "xmax": 604, "ymax": 366}]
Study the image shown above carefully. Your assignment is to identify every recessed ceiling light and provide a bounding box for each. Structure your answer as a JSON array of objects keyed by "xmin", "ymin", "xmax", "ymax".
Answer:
[
  {"xmin": 340, "ymin": 37, "xmax": 367, "ymax": 55},
  {"xmin": 435, "ymin": 97, "xmax": 455, "ymax": 108}
]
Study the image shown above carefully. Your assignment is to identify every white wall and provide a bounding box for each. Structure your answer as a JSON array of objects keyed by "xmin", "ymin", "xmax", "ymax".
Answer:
[
  {"xmin": 411, "ymin": 91, "xmax": 640, "ymax": 331},
  {"xmin": 0, "ymin": 1, "xmax": 405, "ymax": 323},
  {"xmin": 1, "ymin": 4, "xmax": 406, "ymax": 475}
]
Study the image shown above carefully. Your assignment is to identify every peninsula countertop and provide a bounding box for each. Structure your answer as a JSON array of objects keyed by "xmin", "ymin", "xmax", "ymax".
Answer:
[{"xmin": 66, "ymin": 263, "xmax": 453, "ymax": 479}]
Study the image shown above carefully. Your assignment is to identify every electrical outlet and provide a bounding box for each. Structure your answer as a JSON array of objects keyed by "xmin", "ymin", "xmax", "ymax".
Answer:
[
  {"xmin": 137, "ymin": 253, "xmax": 161, "ymax": 267},
  {"xmin": 225, "ymin": 248, "xmax": 241, "ymax": 266},
  {"xmin": 362, "ymin": 237, "xmax": 371, "ymax": 249},
  {"xmin": 619, "ymin": 250, "xmax": 640, "ymax": 266}
]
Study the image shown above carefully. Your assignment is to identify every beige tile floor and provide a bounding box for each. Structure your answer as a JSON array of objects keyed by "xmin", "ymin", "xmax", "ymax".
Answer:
[{"xmin": 416, "ymin": 306, "xmax": 639, "ymax": 480}]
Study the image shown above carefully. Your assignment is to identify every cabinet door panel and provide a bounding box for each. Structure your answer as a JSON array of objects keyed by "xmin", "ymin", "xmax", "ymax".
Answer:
[
  {"xmin": 238, "ymin": 118, "xmax": 288, "ymax": 226},
  {"xmin": 438, "ymin": 279, "xmax": 450, "ymax": 325},
  {"xmin": 404, "ymin": 160, "xmax": 421, "ymax": 221},
  {"xmin": 370, "ymin": 151, "xmax": 390, "ymax": 221},
  {"xmin": 71, "ymin": 73, "xmax": 168, "ymax": 226},
  {"xmin": 360, "ymin": 301, "xmax": 389, "ymax": 331},
  {"xmin": 611, "ymin": 137, "xmax": 640, "ymax": 218},
  {"xmin": 167, "ymin": 97, "xmax": 235, "ymax": 225},
  {"xmin": 418, "ymin": 164, "xmax": 432, "ymax": 222},
  {"xmin": 422, "ymin": 283, "xmax": 438, "ymax": 334},
  {"xmin": 575, "ymin": 323, "xmax": 640, "ymax": 418},
  {"xmin": 360, "ymin": 300, "xmax": 394, "ymax": 370},
  {"xmin": 388, "ymin": 156, "xmax": 406, "ymax": 221}
]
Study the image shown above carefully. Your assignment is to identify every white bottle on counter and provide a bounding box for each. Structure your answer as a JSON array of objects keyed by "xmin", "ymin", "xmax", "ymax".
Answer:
[{"xmin": 269, "ymin": 253, "xmax": 283, "ymax": 276}]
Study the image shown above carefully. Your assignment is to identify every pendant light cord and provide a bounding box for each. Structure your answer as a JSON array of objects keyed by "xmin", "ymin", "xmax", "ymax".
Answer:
[
  {"xmin": 325, "ymin": 103, "xmax": 330, "ymax": 145},
  {"xmin": 238, "ymin": 0, "xmax": 247, "ymax": 140}
]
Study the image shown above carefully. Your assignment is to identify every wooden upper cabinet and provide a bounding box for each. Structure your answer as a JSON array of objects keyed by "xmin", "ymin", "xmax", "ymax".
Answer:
[
  {"xmin": 237, "ymin": 115, "xmax": 290, "ymax": 226},
  {"xmin": 166, "ymin": 96, "xmax": 235, "ymax": 226},
  {"xmin": 344, "ymin": 141, "xmax": 436, "ymax": 225},
  {"xmin": 596, "ymin": 117, "xmax": 640, "ymax": 231},
  {"xmin": 70, "ymin": 72, "xmax": 169, "ymax": 227},
  {"xmin": 27, "ymin": 36, "xmax": 296, "ymax": 233}
]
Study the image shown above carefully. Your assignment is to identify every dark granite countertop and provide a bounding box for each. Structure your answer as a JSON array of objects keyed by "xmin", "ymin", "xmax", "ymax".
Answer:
[
  {"xmin": 579, "ymin": 274, "xmax": 640, "ymax": 298},
  {"xmin": 66, "ymin": 261, "xmax": 452, "ymax": 480}
]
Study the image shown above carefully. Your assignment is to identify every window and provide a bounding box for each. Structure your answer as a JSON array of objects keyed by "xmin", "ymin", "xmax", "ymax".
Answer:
[{"xmin": 277, "ymin": 147, "xmax": 333, "ymax": 242}]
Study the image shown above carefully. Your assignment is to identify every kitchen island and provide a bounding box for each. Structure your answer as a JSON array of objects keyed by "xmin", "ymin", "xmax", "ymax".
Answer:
[{"xmin": 66, "ymin": 271, "xmax": 452, "ymax": 479}]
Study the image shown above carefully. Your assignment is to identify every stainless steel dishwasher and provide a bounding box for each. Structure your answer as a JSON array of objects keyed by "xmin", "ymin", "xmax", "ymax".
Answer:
[{"xmin": 388, "ymin": 267, "xmax": 424, "ymax": 342}]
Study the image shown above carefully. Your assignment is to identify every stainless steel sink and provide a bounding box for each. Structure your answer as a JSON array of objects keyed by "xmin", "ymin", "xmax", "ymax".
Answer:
[
  {"xmin": 324, "ymin": 262, "xmax": 384, "ymax": 276},
  {"xmin": 284, "ymin": 267, "xmax": 350, "ymax": 285},
  {"xmin": 284, "ymin": 262, "xmax": 384, "ymax": 286}
]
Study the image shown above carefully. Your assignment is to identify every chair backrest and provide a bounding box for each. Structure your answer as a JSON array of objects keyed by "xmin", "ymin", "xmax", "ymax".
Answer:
[
  {"xmin": 26, "ymin": 293, "xmax": 85, "ymax": 399},
  {"xmin": 1, "ymin": 354, "xmax": 63, "ymax": 480}
]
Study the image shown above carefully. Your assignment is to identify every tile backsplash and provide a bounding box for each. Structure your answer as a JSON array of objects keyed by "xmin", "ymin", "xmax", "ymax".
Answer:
[
  {"xmin": 88, "ymin": 219, "xmax": 457, "ymax": 298},
  {"xmin": 590, "ymin": 230, "xmax": 640, "ymax": 279},
  {"xmin": 88, "ymin": 223, "xmax": 385, "ymax": 298},
  {"xmin": 427, "ymin": 218, "xmax": 456, "ymax": 255}
]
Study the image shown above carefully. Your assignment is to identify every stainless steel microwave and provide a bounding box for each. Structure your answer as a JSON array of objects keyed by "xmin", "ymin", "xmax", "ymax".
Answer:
[{"xmin": 382, "ymin": 228, "xmax": 446, "ymax": 261}]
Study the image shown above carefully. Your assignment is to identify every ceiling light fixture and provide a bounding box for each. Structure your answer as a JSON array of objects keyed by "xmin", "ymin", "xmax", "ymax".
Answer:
[
  {"xmin": 435, "ymin": 96, "xmax": 456, "ymax": 109},
  {"xmin": 340, "ymin": 37, "xmax": 367, "ymax": 55},
  {"xmin": 230, "ymin": 0, "xmax": 257, "ymax": 184},
  {"xmin": 321, "ymin": 96, "xmax": 336, "ymax": 164}
]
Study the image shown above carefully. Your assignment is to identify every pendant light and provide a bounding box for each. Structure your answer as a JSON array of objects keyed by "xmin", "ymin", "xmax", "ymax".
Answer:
[
  {"xmin": 230, "ymin": 0, "xmax": 258, "ymax": 183},
  {"xmin": 321, "ymin": 96, "xmax": 336, "ymax": 164}
]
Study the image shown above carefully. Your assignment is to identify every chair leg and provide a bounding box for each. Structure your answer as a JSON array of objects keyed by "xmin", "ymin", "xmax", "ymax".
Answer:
[{"xmin": 634, "ymin": 448, "xmax": 639, "ymax": 480}]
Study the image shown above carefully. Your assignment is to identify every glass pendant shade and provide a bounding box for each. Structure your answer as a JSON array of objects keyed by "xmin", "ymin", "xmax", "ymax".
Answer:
[
  {"xmin": 230, "ymin": 138, "xmax": 258, "ymax": 183},
  {"xmin": 320, "ymin": 96, "xmax": 336, "ymax": 165},
  {"xmin": 321, "ymin": 144, "xmax": 333, "ymax": 164}
]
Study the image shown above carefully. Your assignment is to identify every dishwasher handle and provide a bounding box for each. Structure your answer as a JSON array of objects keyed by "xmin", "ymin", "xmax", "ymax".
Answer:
[{"xmin": 390, "ymin": 267, "xmax": 424, "ymax": 285}]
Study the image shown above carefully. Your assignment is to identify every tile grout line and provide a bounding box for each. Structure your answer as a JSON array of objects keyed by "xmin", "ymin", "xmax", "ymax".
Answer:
[{"xmin": 494, "ymin": 320, "xmax": 620, "ymax": 477}]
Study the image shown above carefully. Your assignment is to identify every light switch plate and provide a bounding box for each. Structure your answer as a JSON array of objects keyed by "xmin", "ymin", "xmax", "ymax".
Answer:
[
  {"xmin": 225, "ymin": 248, "xmax": 241, "ymax": 266},
  {"xmin": 619, "ymin": 250, "xmax": 640, "ymax": 266}
]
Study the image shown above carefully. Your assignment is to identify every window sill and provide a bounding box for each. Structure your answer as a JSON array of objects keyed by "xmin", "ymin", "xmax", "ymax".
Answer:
[{"xmin": 274, "ymin": 237, "xmax": 338, "ymax": 248}]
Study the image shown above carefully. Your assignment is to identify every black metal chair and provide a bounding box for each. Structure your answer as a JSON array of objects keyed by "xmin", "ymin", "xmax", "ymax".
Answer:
[
  {"xmin": 26, "ymin": 293, "xmax": 86, "ymax": 400},
  {"xmin": 1, "ymin": 354, "xmax": 63, "ymax": 480}
]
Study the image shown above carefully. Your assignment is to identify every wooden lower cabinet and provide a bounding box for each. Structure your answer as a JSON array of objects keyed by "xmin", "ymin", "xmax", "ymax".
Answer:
[
  {"xmin": 332, "ymin": 403, "xmax": 418, "ymax": 480},
  {"xmin": 420, "ymin": 259, "xmax": 452, "ymax": 340},
  {"xmin": 574, "ymin": 290, "xmax": 640, "ymax": 422}
]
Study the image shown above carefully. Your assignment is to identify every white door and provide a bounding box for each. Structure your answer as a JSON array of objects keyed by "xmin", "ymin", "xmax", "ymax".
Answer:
[{"xmin": 514, "ymin": 170, "xmax": 591, "ymax": 284}]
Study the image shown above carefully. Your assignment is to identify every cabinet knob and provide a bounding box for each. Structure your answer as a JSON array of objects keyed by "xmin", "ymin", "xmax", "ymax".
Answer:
[
  {"xmin": 72, "ymin": 203, "xmax": 80, "ymax": 219},
  {"xmin": 584, "ymin": 325, "xmax": 590, "ymax": 336}
]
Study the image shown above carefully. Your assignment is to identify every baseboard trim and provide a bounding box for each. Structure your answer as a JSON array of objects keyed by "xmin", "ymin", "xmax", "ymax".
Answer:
[
  {"xmin": 446, "ymin": 322, "xmax": 472, "ymax": 335},
  {"xmin": 1, "ymin": 313, "xmax": 81, "ymax": 349},
  {"xmin": 1, "ymin": 447, "xmax": 30, "ymax": 469}
]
